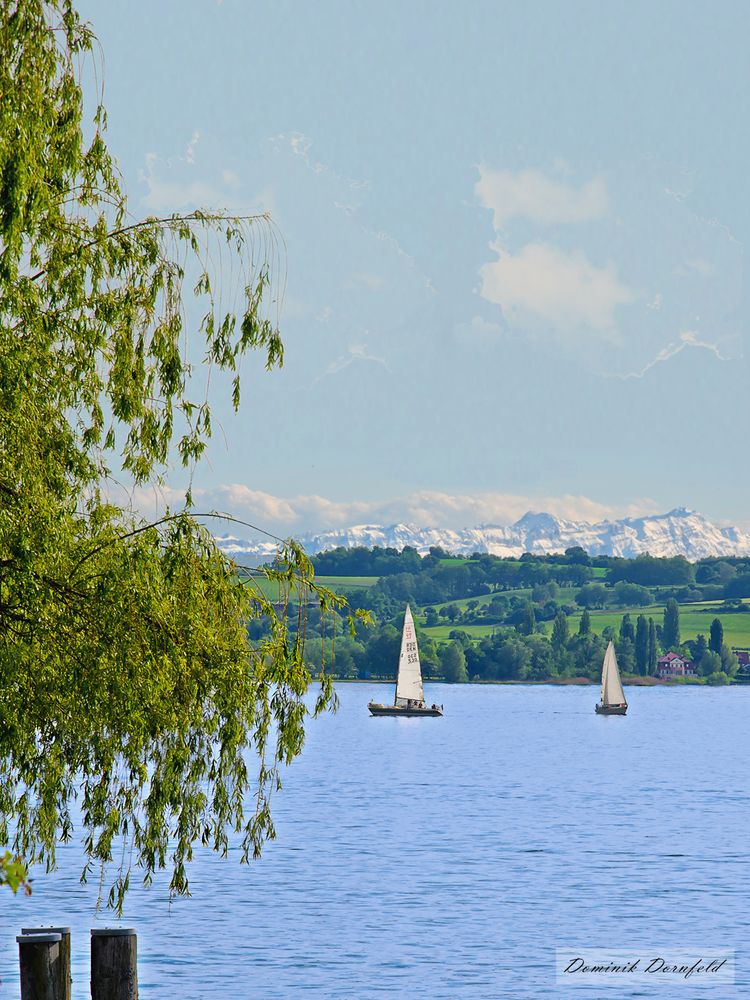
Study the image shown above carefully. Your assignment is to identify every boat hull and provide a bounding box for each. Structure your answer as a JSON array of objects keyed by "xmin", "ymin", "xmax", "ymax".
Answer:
[
  {"xmin": 595, "ymin": 703, "xmax": 627, "ymax": 715},
  {"xmin": 368, "ymin": 702, "xmax": 443, "ymax": 717}
]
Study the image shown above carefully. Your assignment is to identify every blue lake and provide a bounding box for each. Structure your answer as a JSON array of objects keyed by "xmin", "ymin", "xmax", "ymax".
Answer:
[{"xmin": 1, "ymin": 683, "xmax": 748, "ymax": 998}]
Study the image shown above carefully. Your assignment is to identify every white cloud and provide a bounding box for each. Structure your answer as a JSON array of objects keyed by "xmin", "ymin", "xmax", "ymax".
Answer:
[
  {"xmin": 184, "ymin": 131, "xmax": 200, "ymax": 165},
  {"xmin": 270, "ymin": 132, "xmax": 370, "ymax": 194},
  {"xmin": 287, "ymin": 133, "xmax": 312, "ymax": 160},
  {"xmin": 119, "ymin": 484, "xmax": 658, "ymax": 534},
  {"xmin": 620, "ymin": 330, "xmax": 729, "ymax": 379},
  {"xmin": 480, "ymin": 242, "xmax": 633, "ymax": 334},
  {"xmin": 312, "ymin": 343, "xmax": 389, "ymax": 384},
  {"xmin": 139, "ymin": 151, "xmax": 242, "ymax": 212},
  {"xmin": 476, "ymin": 166, "xmax": 608, "ymax": 230}
]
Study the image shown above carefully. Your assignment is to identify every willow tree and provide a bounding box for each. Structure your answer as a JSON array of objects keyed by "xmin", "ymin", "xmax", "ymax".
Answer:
[{"xmin": 0, "ymin": 1, "xmax": 349, "ymax": 911}]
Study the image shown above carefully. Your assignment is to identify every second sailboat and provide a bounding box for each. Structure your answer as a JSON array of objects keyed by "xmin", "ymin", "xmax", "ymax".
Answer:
[{"xmin": 595, "ymin": 640, "xmax": 628, "ymax": 715}]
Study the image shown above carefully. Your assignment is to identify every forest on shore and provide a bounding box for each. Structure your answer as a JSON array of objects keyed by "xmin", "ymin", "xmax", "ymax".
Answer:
[{"xmin": 249, "ymin": 545, "xmax": 750, "ymax": 686}]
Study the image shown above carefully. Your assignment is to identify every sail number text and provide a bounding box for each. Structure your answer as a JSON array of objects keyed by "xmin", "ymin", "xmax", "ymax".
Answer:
[{"xmin": 404, "ymin": 640, "xmax": 418, "ymax": 664}]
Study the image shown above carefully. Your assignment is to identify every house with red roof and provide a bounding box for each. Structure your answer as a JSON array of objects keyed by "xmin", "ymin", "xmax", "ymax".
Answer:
[{"xmin": 656, "ymin": 651, "xmax": 696, "ymax": 678}]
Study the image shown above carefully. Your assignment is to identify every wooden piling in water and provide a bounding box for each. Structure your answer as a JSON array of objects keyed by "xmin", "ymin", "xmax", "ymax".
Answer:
[
  {"xmin": 17, "ymin": 932, "xmax": 62, "ymax": 1000},
  {"xmin": 90, "ymin": 928, "xmax": 138, "ymax": 1000},
  {"xmin": 21, "ymin": 927, "xmax": 71, "ymax": 1000}
]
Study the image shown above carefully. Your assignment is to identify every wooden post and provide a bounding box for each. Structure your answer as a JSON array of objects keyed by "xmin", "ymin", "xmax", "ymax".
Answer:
[
  {"xmin": 22, "ymin": 927, "xmax": 71, "ymax": 1000},
  {"xmin": 17, "ymin": 932, "xmax": 62, "ymax": 1000},
  {"xmin": 90, "ymin": 928, "xmax": 138, "ymax": 1000}
]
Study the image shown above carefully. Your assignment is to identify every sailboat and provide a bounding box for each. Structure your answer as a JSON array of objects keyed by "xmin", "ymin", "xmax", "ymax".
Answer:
[
  {"xmin": 595, "ymin": 640, "xmax": 628, "ymax": 715},
  {"xmin": 368, "ymin": 605, "xmax": 443, "ymax": 717}
]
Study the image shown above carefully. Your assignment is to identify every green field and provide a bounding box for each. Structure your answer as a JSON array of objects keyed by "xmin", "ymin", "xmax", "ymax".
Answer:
[
  {"xmin": 241, "ymin": 563, "xmax": 750, "ymax": 651},
  {"xmin": 420, "ymin": 623, "xmax": 504, "ymax": 641},
  {"xmin": 430, "ymin": 584, "xmax": 584, "ymax": 614},
  {"xmin": 430, "ymin": 590, "xmax": 530, "ymax": 611},
  {"xmin": 437, "ymin": 556, "xmax": 606, "ymax": 576},
  {"xmin": 419, "ymin": 600, "xmax": 750, "ymax": 649},
  {"xmin": 316, "ymin": 575, "xmax": 380, "ymax": 589},
  {"xmin": 568, "ymin": 604, "xmax": 750, "ymax": 649},
  {"xmin": 242, "ymin": 574, "xmax": 379, "ymax": 601}
]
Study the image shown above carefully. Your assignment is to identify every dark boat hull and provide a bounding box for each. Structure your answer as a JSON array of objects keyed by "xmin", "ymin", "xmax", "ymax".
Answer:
[
  {"xmin": 595, "ymin": 704, "xmax": 627, "ymax": 715},
  {"xmin": 368, "ymin": 702, "xmax": 443, "ymax": 717}
]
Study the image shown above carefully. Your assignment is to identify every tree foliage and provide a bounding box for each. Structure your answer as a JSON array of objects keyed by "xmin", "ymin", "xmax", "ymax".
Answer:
[
  {"xmin": 578, "ymin": 609, "xmax": 591, "ymax": 636},
  {"xmin": 647, "ymin": 618, "xmax": 657, "ymax": 675},
  {"xmin": 662, "ymin": 599, "xmax": 680, "ymax": 650},
  {"xmin": 439, "ymin": 641, "xmax": 468, "ymax": 683},
  {"xmin": 551, "ymin": 611, "xmax": 568, "ymax": 651},
  {"xmin": 0, "ymin": 850, "xmax": 32, "ymax": 896},
  {"xmin": 0, "ymin": 1, "xmax": 360, "ymax": 911},
  {"xmin": 619, "ymin": 613, "xmax": 634, "ymax": 643},
  {"xmin": 699, "ymin": 650, "xmax": 722, "ymax": 677},
  {"xmin": 575, "ymin": 584, "xmax": 608, "ymax": 609},
  {"xmin": 607, "ymin": 554, "xmax": 693, "ymax": 587},
  {"xmin": 518, "ymin": 600, "xmax": 536, "ymax": 636},
  {"xmin": 709, "ymin": 617, "xmax": 724, "ymax": 655},
  {"xmin": 634, "ymin": 614, "xmax": 648, "ymax": 675}
]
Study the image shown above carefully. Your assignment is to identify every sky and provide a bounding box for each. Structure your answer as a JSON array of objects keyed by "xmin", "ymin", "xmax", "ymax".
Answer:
[{"xmin": 78, "ymin": 0, "xmax": 749, "ymax": 534}]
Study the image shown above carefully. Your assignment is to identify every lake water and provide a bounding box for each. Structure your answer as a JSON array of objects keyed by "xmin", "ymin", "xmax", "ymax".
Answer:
[{"xmin": 1, "ymin": 683, "xmax": 748, "ymax": 998}]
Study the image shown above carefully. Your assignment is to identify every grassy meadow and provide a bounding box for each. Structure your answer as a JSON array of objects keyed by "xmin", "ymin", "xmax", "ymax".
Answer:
[
  {"xmin": 418, "ymin": 599, "xmax": 750, "ymax": 649},
  {"xmin": 567, "ymin": 604, "xmax": 750, "ymax": 649},
  {"xmin": 242, "ymin": 574, "xmax": 380, "ymax": 602}
]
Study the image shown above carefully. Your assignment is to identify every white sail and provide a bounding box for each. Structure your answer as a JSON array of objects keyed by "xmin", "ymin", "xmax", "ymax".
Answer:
[
  {"xmin": 394, "ymin": 605, "xmax": 425, "ymax": 705},
  {"xmin": 601, "ymin": 641, "xmax": 627, "ymax": 707}
]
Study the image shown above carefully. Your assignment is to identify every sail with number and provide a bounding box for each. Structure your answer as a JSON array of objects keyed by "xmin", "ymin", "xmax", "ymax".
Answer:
[
  {"xmin": 601, "ymin": 641, "xmax": 626, "ymax": 707},
  {"xmin": 394, "ymin": 605, "xmax": 425, "ymax": 705}
]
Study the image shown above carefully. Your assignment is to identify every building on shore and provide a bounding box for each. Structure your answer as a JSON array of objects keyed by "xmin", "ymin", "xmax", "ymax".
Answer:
[{"xmin": 656, "ymin": 651, "xmax": 696, "ymax": 678}]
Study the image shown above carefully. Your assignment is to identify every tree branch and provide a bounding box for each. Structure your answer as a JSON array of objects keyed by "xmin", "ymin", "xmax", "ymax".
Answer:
[{"xmin": 29, "ymin": 211, "xmax": 271, "ymax": 283}]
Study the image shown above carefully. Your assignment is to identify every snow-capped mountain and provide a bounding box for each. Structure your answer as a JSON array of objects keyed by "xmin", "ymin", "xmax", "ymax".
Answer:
[{"xmin": 215, "ymin": 507, "xmax": 750, "ymax": 565}]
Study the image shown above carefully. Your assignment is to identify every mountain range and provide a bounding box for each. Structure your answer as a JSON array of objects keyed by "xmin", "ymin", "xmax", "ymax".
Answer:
[{"xmin": 214, "ymin": 507, "xmax": 750, "ymax": 565}]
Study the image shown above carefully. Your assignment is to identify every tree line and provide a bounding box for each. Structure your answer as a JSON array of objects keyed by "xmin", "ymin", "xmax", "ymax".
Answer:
[
  {"xmin": 318, "ymin": 548, "xmax": 750, "ymax": 624},
  {"xmin": 293, "ymin": 598, "xmax": 740, "ymax": 686}
]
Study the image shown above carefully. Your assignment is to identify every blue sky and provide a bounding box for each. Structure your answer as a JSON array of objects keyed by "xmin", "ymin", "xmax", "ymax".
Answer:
[{"xmin": 80, "ymin": 0, "xmax": 748, "ymax": 532}]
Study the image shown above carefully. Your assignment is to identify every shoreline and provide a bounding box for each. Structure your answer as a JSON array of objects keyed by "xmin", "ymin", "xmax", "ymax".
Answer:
[{"xmin": 331, "ymin": 676, "xmax": 743, "ymax": 687}]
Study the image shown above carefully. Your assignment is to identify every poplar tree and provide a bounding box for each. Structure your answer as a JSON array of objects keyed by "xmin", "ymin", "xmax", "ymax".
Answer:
[
  {"xmin": 662, "ymin": 599, "xmax": 680, "ymax": 650},
  {"xmin": 0, "ymin": 2, "xmax": 356, "ymax": 909},
  {"xmin": 693, "ymin": 633, "xmax": 708, "ymax": 662},
  {"xmin": 519, "ymin": 601, "xmax": 536, "ymax": 635},
  {"xmin": 709, "ymin": 618, "xmax": 724, "ymax": 655},
  {"xmin": 578, "ymin": 609, "xmax": 591, "ymax": 636},
  {"xmin": 635, "ymin": 614, "xmax": 649, "ymax": 675},
  {"xmin": 619, "ymin": 613, "xmax": 634, "ymax": 643},
  {"xmin": 647, "ymin": 618, "xmax": 657, "ymax": 674},
  {"xmin": 551, "ymin": 611, "xmax": 569, "ymax": 651}
]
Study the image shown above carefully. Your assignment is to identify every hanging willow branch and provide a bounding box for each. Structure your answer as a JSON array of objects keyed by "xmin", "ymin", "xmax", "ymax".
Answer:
[{"xmin": 0, "ymin": 0, "xmax": 359, "ymax": 912}]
